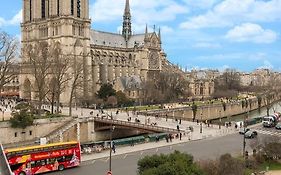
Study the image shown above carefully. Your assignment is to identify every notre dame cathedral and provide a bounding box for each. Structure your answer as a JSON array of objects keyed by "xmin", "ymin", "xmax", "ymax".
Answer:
[
  {"xmin": 19, "ymin": 0, "xmax": 214, "ymax": 104},
  {"xmin": 19, "ymin": 0, "xmax": 168, "ymax": 103}
]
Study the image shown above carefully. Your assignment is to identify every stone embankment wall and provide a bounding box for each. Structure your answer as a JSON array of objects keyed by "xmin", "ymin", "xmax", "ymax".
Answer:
[
  {"xmin": 0, "ymin": 117, "xmax": 72, "ymax": 145},
  {"xmin": 154, "ymin": 96, "xmax": 280, "ymax": 121}
]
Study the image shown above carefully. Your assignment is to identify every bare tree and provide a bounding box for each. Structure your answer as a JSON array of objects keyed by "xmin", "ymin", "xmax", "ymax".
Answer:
[
  {"xmin": 50, "ymin": 42, "xmax": 71, "ymax": 113},
  {"xmin": 23, "ymin": 41, "xmax": 52, "ymax": 111},
  {"xmin": 215, "ymin": 69, "xmax": 241, "ymax": 92},
  {"xmin": 143, "ymin": 72, "xmax": 190, "ymax": 104},
  {"xmin": 0, "ymin": 32, "xmax": 18, "ymax": 92},
  {"xmin": 68, "ymin": 58, "xmax": 84, "ymax": 116}
]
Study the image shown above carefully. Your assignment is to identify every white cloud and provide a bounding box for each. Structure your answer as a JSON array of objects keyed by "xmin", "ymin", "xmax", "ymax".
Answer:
[
  {"xmin": 9, "ymin": 10, "xmax": 22, "ymax": 25},
  {"xmin": 180, "ymin": 0, "xmax": 281, "ymax": 29},
  {"xmin": 225, "ymin": 23, "xmax": 278, "ymax": 44},
  {"xmin": 259, "ymin": 60, "xmax": 274, "ymax": 69},
  {"xmin": 183, "ymin": 0, "xmax": 219, "ymax": 9},
  {"xmin": 0, "ymin": 9, "xmax": 22, "ymax": 27},
  {"xmin": 193, "ymin": 42, "xmax": 221, "ymax": 49},
  {"xmin": 91, "ymin": 0, "xmax": 188, "ymax": 23}
]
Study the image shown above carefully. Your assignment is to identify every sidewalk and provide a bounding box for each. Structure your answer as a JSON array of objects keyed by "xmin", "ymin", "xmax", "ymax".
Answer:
[{"xmin": 81, "ymin": 126, "xmax": 237, "ymax": 162}]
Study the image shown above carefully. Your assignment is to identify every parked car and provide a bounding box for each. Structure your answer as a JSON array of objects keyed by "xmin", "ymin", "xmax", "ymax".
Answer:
[
  {"xmin": 275, "ymin": 123, "xmax": 281, "ymax": 130},
  {"xmin": 239, "ymin": 128, "xmax": 250, "ymax": 134},
  {"xmin": 244, "ymin": 130, "xmax": 258, "ymax": 139}
]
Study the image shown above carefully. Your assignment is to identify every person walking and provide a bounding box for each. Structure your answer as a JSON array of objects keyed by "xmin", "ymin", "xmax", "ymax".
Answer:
[{"xmin": 179, "ymin": 133, "xmax": 182, "ymax": 140}]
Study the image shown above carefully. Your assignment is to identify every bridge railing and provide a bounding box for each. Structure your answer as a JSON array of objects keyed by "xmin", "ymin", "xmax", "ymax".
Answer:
[{"xmin": 92, "ymin": 117, "xmax": 184, "ymax": 133}]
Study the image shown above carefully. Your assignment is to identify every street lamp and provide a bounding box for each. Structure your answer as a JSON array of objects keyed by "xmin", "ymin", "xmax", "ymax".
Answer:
[
  {"xmin": 109, "ymin": 125, "xmax": 115, "ymax": 173},
  {"xmin": 200, "ymin": 111, "xmax": 203, "ymax": 133},
  {"xmin": 219, "ymin": 110, "xmax": 221, "ymax": 129},
  {"xmin": 243, "ymin": 110, "xmax": 249, "ymax": 158}
]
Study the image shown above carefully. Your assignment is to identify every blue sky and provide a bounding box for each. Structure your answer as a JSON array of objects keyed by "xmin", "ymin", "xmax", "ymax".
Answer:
[{"xmin": 0, "ymin": 0, "xmax": 281, "ymax": 72}]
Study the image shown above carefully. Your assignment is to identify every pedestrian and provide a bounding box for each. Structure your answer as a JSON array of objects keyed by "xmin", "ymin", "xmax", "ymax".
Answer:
[
  {"xmin": 131, "ymin": 138, "xmax": 134, "ymax": 146},
  {"xmin": 180, "ymin": 133, "xmax": 182, "ymax": 140},
  {"xmin": 177, "ymin": 125, "xmax": 180, "ymax": 131},
  {"xmin": 197, "ymin": 119, "xmax": 199, "ymax": 125},
  {"xmin": 165, "ymin": 135, "xmax": 169, "ymax": 143},
  {"xmin": 179, "ymin": 119, "xmax": 181, "ymax": 124},
  {"xmin": 169, "ymin": 134, "xmax": 172, "ymax": 142},
  {"xmin": 166, "ymin": 114, "xmax": 168, "ymax": 121}
]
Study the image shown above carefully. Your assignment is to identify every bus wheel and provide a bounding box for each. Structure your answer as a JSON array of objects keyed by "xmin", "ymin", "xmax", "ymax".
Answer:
[
  {"xmin": 19, "ymin": 172, "xmax": 26, "ymax": 175},
  {"xmin": 58, "ymin": 164, "xmax": 65, "ymax": 171}
]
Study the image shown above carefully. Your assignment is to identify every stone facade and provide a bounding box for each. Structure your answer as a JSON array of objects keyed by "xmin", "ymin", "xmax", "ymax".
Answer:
[
  {"xmin": 19, "ymin": 0, "xmax": 167, "ymax": 104},
  {"xmin": 186, "ymin": 70, "xmax": 217, "ymax": 98}
]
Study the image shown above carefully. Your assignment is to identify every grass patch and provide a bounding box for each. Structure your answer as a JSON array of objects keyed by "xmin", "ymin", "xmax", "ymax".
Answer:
[
  {"xmin": 259, "ymin": 161, "xmax": 281, "ymax": 171},
  {"xmin": 126, "ymin": 105, "xmax": 162, "ymax": 111}
]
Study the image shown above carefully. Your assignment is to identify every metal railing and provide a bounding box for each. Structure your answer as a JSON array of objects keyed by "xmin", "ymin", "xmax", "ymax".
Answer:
[{"xmin": 92, "ymin": 117, "xmax": 184, "ymax": 134}]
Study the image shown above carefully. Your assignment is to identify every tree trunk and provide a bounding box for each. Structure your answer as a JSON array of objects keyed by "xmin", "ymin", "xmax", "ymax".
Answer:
[
  {"xmin": 69, "ymin": 87, "xmax": 75, "ymax": 117},
  {"xmin": 51, "ymin": 92, "xmax": 54, "ymax": 114}
]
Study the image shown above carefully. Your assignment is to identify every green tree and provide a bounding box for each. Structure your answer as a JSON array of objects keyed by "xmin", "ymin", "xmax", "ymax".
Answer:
[
  {"xmin": 115, "ymin": 91, "xmax": 133, "ymax": 107},
  {"xmin": 191, "ymin": 103, "xmax": 198, "ymax": 122},
  {"xmin": 138, "ymin": 151, "xmax": 203, "ymax": 175},
  {"xmin": 96, "ymin": 83, "xmax": 116, "ymax": 100},
  {"xmin": 10, "ymin": 110, "xmax": 34, "ymax": 129}
]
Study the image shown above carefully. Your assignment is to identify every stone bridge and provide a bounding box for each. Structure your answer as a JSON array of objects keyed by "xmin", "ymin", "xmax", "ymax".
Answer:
[{"xmin": 45, "ymin": 116, "xmax": 184, "ymax": 144}]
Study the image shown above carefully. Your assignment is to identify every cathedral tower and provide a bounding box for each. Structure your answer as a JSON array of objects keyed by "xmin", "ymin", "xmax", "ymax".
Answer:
[{"xmin": 20, "ymin": 0, "xmax": 92, "ymax": 102}]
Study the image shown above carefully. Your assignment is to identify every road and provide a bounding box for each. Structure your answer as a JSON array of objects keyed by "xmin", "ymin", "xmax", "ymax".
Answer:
[{"xmin": 48, "ymin": 133, "xmax": 254, "ymax": 175}]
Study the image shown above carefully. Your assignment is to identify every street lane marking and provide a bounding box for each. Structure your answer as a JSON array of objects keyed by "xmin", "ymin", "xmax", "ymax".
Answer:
[
  {"xmin": 123, "ymin": 154, "xmax": 128, "ymax": 159},
  {"xmin": 156, "ymin": 148, "xmax": 159, "ymax": 152},
  {"xmin": 170, "ymin": 146, "xmax": 173, "ymax": 150},
  {"xmin": 256, "ymin": 129, "xmax": 281, "ymax": 137}
]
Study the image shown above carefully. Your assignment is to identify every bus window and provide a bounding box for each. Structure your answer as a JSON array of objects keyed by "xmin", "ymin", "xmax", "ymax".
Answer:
[
  {"xmin": 65, "ymin": 155, "xmax": 73, "ymax": 161},
  {"xmin": 30, "ymin": 161, "xmax": 36, "ymax": 168},
  {"xmin": 57, "ymin": 156, "xmax": 65, "ymax": 163},
  {"xmin": 10, "ymin": 163, "xmax": 24, "ymax": 171}
]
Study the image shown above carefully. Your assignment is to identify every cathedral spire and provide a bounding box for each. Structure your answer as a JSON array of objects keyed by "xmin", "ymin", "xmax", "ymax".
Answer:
[
  {"xmin": 158, "ymin": 27, "xmax": 162, "ymax": 44},
  {"xmin": 122, "ymin": 0, "xmax": 132, "ymax": 43}
]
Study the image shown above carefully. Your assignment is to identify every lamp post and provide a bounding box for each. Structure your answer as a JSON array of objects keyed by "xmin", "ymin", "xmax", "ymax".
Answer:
[
  {"xmin": 109, "ymin": 125, "xmax": 115, "ymax": 173},
  {"xmin": 200, "ymin": 111, "xmax": 203, "ymax": 133},
  {"xmin": 243, "ymin": 110, "xmax": 249, "ymax": 158},
  {"xmin": 219, "ymin": 110, "xmax": 221, "ymax": 129}
]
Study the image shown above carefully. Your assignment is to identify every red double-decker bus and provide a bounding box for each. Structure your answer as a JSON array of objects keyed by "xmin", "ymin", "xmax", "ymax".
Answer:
[{"xmin": 5, "ymin": 141, "xmax": 81, "ymax": 175}]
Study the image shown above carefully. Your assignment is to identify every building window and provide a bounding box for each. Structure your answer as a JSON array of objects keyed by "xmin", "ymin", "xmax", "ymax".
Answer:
[
  {"xmin": 41, "ymin": 0, "xmax": 45, "ymax": 19},
  {"xmin": 72, "ymin": 25, "xmax": 76, "ymax": 35},
  {"xmin": 30, "ymin": 0, "xmax": 32, "ymax": 21},
  {"xmin": 71, "ymin": 0, "xmax": 74, "ymax": 15},
  {"xmin": 15, "ymin": 132, "xmax": 17, "ymax": 137},
  {"xmin": 77, "ymin": 0, "xmax": 81, "ymax": 18},
  {"xmin": 29, "ymin": 131, "xmax": 32, "ymax": 136},
  {"xmin": 57, "ymin": 0, "xmax": 60, "ymax": 15}
]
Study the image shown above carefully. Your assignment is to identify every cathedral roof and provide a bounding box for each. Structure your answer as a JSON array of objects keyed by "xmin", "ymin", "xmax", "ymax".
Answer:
[
  {"xmin": 119, "ymin": 75, "xmax": 144, "ymax": 90},
  {"xmin": 90, "ymin": 30, "xmax": 148, "ymax": 48}
]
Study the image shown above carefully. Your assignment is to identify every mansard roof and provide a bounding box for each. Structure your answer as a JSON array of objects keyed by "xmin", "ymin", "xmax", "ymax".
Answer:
[{"xmin": 90, "ymin": 29, "xmax": 150, "ymax": 48}]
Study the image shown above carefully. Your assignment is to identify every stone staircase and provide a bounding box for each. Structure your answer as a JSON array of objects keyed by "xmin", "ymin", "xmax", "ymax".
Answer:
[{"xmin": 45, "ymin": 118, "xmax": 79, "ymax": 143}]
